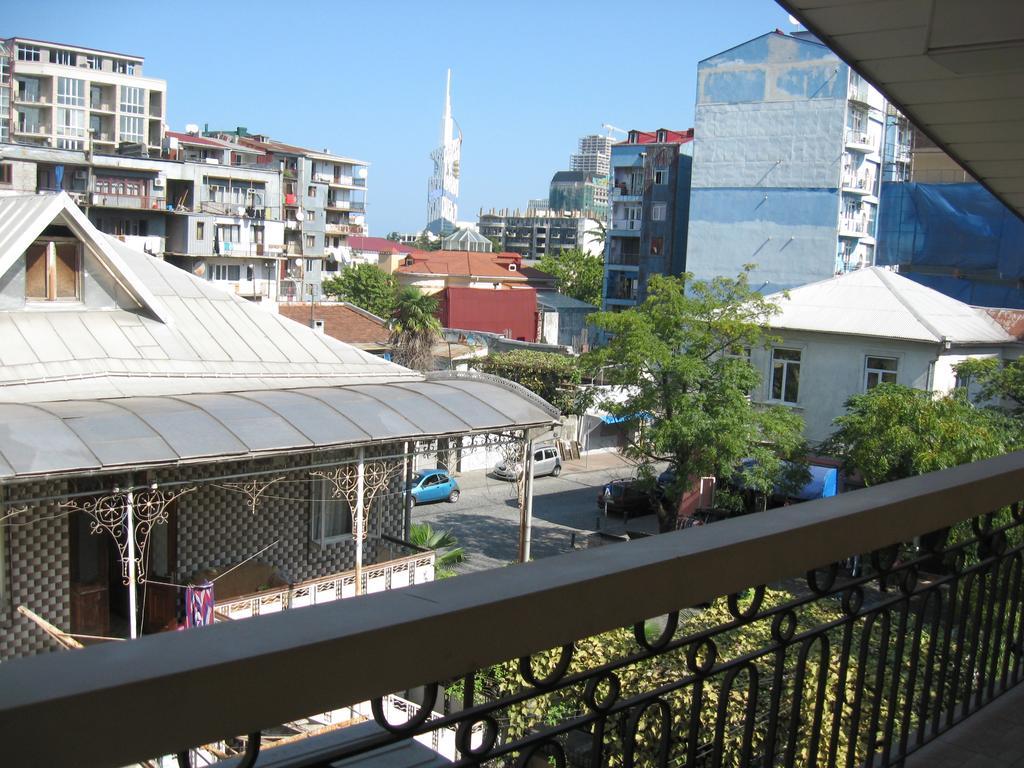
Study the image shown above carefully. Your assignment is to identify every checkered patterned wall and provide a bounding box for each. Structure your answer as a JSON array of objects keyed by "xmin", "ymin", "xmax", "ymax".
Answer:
[
  {"xmin": 1, "ymin": 481, "xmax": 71, "ymax": 660},
  {"xmin": 0, "ymin": 445, "xmax": 409, "ymax": 661}
]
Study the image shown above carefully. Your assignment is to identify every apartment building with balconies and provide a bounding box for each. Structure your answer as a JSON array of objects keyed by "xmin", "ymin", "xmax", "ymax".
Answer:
[
  {"xmin": 478, "ymin": 207, "xmax": 602, "ymax": 259},
  {"xmin": 0, "ymin": 137, "xmax": 287, "ymax": 305},
  {"xmin": 686, "ymin": 30, "xmax": 890, "ymax": 293},
  {"xmin": 602, "ymin": 128, "xmax": 694, "ymax": 310},
  {"xmin": 210, "ymin": 128, "xmax": 369, "ymax": 301},
  {"xmin": 2, "ymin": 37, "xmax": 166, "ymax": 156}
]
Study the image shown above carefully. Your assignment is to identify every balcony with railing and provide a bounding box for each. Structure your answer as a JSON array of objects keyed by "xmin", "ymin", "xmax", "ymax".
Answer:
[
  {"xmin": 610, "ymin": 218, "xmax": 642, "ymax": 235},
  {"xmin": 839, "ymin": 211, "xmax": 871, "ymax": 237},
  {"xmin": 840, "ymin": 172, "xmax": 874, "ymax": 195},
  {"xmin": 90, "ymin": 193, "xmax": 166, "ymax": 210},
  {"xmin": 4, "ymin": 452, "xmax": 1023, "ymax": 767},
  {"xmin": 845, "ymin": 129, "xmax": 877, "ymax": 153}
]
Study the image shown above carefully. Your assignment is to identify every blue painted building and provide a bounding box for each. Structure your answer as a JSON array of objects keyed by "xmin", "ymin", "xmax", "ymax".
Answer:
[
  {"xmin": 602, "ymin": 129, "xmax": 693, "ymax": 311},
  {"xmin": 686, "ymin": 31, "xmax": 892, "ymax": 294}
]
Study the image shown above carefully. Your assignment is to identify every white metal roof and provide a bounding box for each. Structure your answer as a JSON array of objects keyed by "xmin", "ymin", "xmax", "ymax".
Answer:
[
  {"xmin": 766, "ymin": 267, "xmax": 1015, "ymax": 345},
  {"xmin": 0, "ymin": 375, "xmax": 558, "ymax": 481},
  {"xmin": 0, "ymin": 194, "xmax": 560, "ymax": 478},
  {"xmin": 0, "ymin": 193, "xmax": 420, "ymax": 402}
]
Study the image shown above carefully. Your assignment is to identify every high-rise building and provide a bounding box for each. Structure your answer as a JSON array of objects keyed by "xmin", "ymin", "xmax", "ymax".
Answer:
[
  {"xmin": 602, "ymin": 129, "xmax": 694, "ymax": 311},
  {"xmin": 686, "ymin": 31, "xmax": 893, "ymax": 293},
  {"xmin": 570, "ymin": 134, "xmax": 613, "ymax": 177},
  {"xmin": 548, "ymin": 171, "xmax": 608, "ymax": 222},
  {"xmin": 3, "ymin": 37, "xmax": 166, "ymax": 155},
  {"xmin": 478, "ymin": 207, "xmax": 603, "ymax": 259},
  {"xmin": 426, "ymin": 69, "xmax": 461, "ymax": 236}
]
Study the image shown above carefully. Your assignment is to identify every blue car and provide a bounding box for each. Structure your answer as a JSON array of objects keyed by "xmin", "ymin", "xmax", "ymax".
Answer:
[{"xmin": 409, "ymin": 469, "xmax": 460, "ymax": 505}]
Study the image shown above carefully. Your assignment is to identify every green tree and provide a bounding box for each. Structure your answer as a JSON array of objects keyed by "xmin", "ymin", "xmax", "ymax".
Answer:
[
  {"xmin": 390, "ymin": 286, "xmax": 442, "ymax": 370},
  {"xmin": 537, "ymin": 247, "xmax": 604, "ymax": 307},
  {"xmin": 409, "ymin": 523, "xmax": 465, "ymax": 579},
  {"xmin": 954, "ymin": 357, "xmax": 1024, "ymax": 414},
  {"xmin": 414, "ymin": 231, "xmax": 442, "ymax": 252},
  {"xmin": 385, "ymin": 231, "xmax": 401, "ymax": 242},
  {"xmin": 586, "ymin": 269, "xmax": 808, "ymax": 532},
  {"xmin": 321, "ymin": 263, "xmax": 397, "ymax": 319},
  {"xmin": 825, "ymin": 383, "xmax": 1020, "ymax": 487},
  {"xmin": 473, "ymin": 350, "xmax": 592, "ymax": 416}
]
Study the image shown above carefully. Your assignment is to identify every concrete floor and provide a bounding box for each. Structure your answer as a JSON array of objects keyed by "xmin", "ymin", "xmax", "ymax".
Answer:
[{"xmin": 903, "ymin": 684, "xmax": 1024, "ymax": 767}]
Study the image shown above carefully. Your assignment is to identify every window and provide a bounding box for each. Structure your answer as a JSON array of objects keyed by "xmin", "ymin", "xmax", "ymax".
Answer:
[
  {"xmin": 307, "ymin": 185, "xmax": 316, "ymax": 197},
  {"xmin": 54, "ymin": 50, "xmax": 76, "ymax": 66},
  {"xmin": 650, "ymin": 237, "xmax": 663, "ymax": 256},
  {"xmin": 771, "ymin": 348, "xmax": 801, "ymax": 404},
  {"xmin": 865, "ymin": 356, "xmax": 898, "ymax": 390},
  {"xmin": 209, "ymin": 264, "xmax": 241, "ymax": 281},
  {"xmin": 654, "ymin": 168, "xmax": 668, "ymax": 185},
  {"xmin": 57, "ymin": 77, "xmax": 85, "ymax": 106},
  {"xmin": 84, "ymin": 55, "xmax": 100, "ymax": 70},
  {"xmin": 0, "ymin": 164, "xmax": 11, "ymax": 185},
  {"xmin": 126, "ymin": 62, "xmax": 136, "ymax": 75},
  {"xmin": 311, "ymin": 478, "xmax": 351, "ymax": 544},
  {"xmin": 17, "ymin": 45, "xmax": 40, "ymax": 62},
  {"xmin": 56, "ymin": 108, "xmax": 86, "ymax": 149},
  {"xmin": 119, "ymin": 115, "xmax": 144, "ymax": 143},
  {"xmin": 304, "ymin": 258, "xmax": 316, "ymax": 271},
  {"xmin": 305, "ymin": 235, "xmax": 315, "ymax": 249},
  {"xmin": 119, "ymin": 85, "xmax": 145, "ymax": 114},
  {"xmin": 113, "ymin": 59, "xmax": 128, "ymax": 74},
  {"xmin": 195, "ymin": 222, "xmax": 205, "ymax": 240},
  {"xmin": 217, "ymin": 224, "xmax": 240, "ymax": 243},
  {"xmin": 25, "ymin": 240, "xmax": 80, "ymax": 301},
  {"xmin": 651, "ymin": 202, "xmax": 666, "ymax": 221}
]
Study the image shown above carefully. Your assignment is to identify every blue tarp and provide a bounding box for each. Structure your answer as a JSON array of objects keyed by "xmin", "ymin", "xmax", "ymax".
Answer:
[
  {"xmin": 877, "ymin": 182, "xmax": 1024, "ymax": 279},
  {"xmin": 793, "ymin": 464, "xmax": 838, "ymax": 501},
  {"xmin": 737, "ymin": 459, "xmax": 838, "ymax": 501}
]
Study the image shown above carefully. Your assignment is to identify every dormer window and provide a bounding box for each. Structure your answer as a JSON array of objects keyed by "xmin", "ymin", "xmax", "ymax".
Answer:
[{"xmin": 25, "ymin": 239, "xmax": 81, "ymax": 301}]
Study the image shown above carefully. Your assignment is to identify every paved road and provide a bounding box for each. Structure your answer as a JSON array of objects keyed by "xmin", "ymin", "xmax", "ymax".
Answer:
[{"xmin": 412, "ymin": 454, "xmax": 661, "ymax": 573}]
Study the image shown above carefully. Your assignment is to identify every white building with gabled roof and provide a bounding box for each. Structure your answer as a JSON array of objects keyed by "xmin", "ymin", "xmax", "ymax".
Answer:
[
  {"xmin": 749, "ymin": 267, "xmax": 1020, "ymax": 444},
  {"xmin": 0, "ymin": 192, "xmax": 558, "ymax": 660}
]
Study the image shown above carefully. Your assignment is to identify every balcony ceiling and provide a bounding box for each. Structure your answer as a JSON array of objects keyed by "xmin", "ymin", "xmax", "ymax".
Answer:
[{"xmin": 777, "ymin": 0, "xmax": 1024, "ymax": 220}]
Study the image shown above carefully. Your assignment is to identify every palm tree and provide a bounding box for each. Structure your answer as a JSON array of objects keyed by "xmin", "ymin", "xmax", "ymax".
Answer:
[
  {"xmin": 390, "ymin": 286, "xmax": 441, "ymax": 370},
  {"xmin": 409, "ymin": 523, "xmax": 466, "ymax": 578}
]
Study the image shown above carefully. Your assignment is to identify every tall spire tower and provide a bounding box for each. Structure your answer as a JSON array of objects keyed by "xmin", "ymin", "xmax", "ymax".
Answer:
[{"xmin": 427, "ymin": 68, "xmax": 462, "ymax": 236}]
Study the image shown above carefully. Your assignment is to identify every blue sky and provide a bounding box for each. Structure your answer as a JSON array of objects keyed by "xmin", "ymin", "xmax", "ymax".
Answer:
[{"xmin": 6, "ymin": 1, "xmax": 796, "ymax": 234}]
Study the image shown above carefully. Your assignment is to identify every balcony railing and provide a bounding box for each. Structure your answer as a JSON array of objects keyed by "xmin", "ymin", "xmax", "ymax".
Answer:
[
  {"xmin": 840, "ymin": 213, "xmax": 870, "ymax": 236},
  {"xmin": 841, "ymin": 173, "xmax": 874, "ymax": 194},
  {"xmin": 3, "ymin": 452, "xmax": 1024, "ymax": 767},
  {"xmin": 845, "ymin": 130, "xmax": 876, "ymax": 151},
  {"xmin": 90, "ymin": 193, "xmax": 166, "ymax": 210},
  {"xmin": 611, "ymin": 219, "xmax": 642, "ymax": 231},
  {"xmin": 216, "ymin": 549, "xmax": 436, "ymax": 620}
]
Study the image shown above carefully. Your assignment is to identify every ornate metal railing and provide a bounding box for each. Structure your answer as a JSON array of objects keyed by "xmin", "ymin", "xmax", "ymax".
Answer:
[
  {"xmin": 2, "ymin": 452, "xmax": 1024, "ymax": 767},
  {"xmin": 215, "ymin": 549, "xmax": 436, "ymax": 621}
]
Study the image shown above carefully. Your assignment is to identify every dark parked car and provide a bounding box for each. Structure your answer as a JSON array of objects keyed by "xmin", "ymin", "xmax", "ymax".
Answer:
[{"xmin": 597, "ymin": 478, "xmax": 655, "ymax": 520}]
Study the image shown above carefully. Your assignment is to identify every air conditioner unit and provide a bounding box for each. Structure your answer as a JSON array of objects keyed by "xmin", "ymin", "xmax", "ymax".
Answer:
[{"xmin": 73, "ymin": 170, "xmax": 87, "ymax": 180}]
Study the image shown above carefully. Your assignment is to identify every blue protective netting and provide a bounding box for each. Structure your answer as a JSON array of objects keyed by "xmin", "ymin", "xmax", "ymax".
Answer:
[{"xmin": 877, "ymin": 182, "xmax": 1024, "ymax": 278}]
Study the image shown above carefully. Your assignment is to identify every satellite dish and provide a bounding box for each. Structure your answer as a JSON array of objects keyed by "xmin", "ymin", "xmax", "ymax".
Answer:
[
  {"xmin": 357, "ymin": 167, "xmax": 368, "ymax": 179},
  {"xmin": 185, "ymin": 123, "xmax": 200, "ymax": 135},
  {"xmin": 236, "ymin": 206, "xmax": 245, "ymax": 217},
  {"xmin": 295, "ymin": 207, "xmax": 305, "ymax": 222},
  {"xmin": 788, "ymin": 14, "xmax": 801, "ymax": 25}
]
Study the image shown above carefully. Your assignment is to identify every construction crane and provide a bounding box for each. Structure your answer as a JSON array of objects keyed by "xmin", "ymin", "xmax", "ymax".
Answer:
[{"xmin": 602, "ymin": 123, "xmax": 628, "ymax": 138}]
